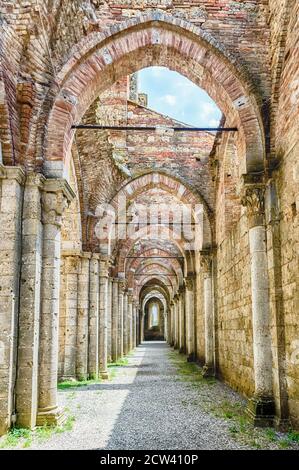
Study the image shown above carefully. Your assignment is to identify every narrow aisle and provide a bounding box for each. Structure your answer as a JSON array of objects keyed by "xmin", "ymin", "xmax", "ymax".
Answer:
[
  {"xmin": 104, "ymin": 342, "xmax": 249, "ymax": 450},
  {"xmin": 29, "ymin": 342, "xmax": 252, "ymax": 450}
]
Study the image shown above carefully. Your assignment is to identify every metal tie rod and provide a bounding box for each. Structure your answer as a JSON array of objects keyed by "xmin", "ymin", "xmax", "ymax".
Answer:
[
  {"xmin": 134, "ymin": 273, "xmax": 177, "ymax": 276},
  {"xmin": 71, "ymin": 124, "xmax": 238, "ymax": 132},
  {"xmin": 111, "ymin": 222, "xmax": 200, "ymax": 225},
  {"xmin": 127, "ymin": 256, "xmax": 184, "ymax": 259}
]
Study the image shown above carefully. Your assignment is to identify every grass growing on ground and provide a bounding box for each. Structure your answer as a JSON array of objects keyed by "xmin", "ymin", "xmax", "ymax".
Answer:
[
  {"xmin": 108, "ymin": 356, "xmax": 130, "ymax": 380},
  {"xmin": 168, "ymin": 350, "xmax": 216, "ymax": 386},
  {"xmin": 169, "ymin": 348, "xmax": 299, "ymax": 450},
  {"xmin": 58, "ymin": 377, "xmax": 101, "ymax": 390},
  {"xmin": 108, "ymin": 357, "xmax": 129, "ymax": 367},
  {"xmin": 0, "ymin": 410, "xmax": 75, "ymax": 449}
]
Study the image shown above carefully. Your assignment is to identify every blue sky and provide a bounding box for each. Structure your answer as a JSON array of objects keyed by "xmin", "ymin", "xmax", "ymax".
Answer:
[{"xmin": 138, "ymin": 66, "xmax": 221, "ymax": 127}]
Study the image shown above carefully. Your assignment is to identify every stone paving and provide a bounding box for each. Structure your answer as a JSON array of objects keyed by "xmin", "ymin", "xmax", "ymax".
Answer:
[{"xmin": 29, "ymin": 342, "xmax": 253, "ymax": 450}]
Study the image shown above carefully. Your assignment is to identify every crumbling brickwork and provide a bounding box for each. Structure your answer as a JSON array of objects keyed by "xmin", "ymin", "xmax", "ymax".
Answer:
[{"xmin": 0, "ymin": 1, "xmax": 299, "ymax": 435}]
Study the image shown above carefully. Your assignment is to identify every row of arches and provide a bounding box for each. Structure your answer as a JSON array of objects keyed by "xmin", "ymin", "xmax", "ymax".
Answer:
[{"xmin": 0, "ymin": 9, "xmax": 297, "ymax": 437}]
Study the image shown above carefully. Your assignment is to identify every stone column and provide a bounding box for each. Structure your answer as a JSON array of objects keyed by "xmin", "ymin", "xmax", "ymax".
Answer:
[
  {"xmin": 140, "ymin": 312, "xmax": 145, "ymax": 343},
  {"xmin": 88, "ymin": 254, "xmax": 99, "ymax": 379},
  {"xmin": 132, "ymin": 302, "xmax": 137, "ymax": 348},
  {"xmin": 242, "ymin": 179, "xmax": 275, "ymax": 425},
  {"xmin": 59, "ymin": 253, "xmax": 80, "ymax": 380},
  {"xmin": 99, "ymin": 256, "xmax": 109, "ymax": 379},
  {"xmin": 185, "ymin": 275, "xmax": 195, "ymax": 361},
  {"xmin": 37, "ymin": 179, "xmax": 74, "ymax": 426},
  {"xmin": 111, "ymin": 279, "xmax": 119, "ymax": 362},
  {"xmin": 76, "ymin": 253, "xmax": 91, "ymax": 380},
  {"xmin": 169, "ymin": 301, "xmax": 174, "ymax": 346},
  {"xmin": 0, "ymin": 167, "xmax": 24, "ymax": 435},
  {"xmin": 127, "ymin": 292, "xmax": 134, "ymax": 352},
  {"xmin": 174, "ymin": 294, "xmax": 179, "ymax": 349},
  {"xmin": 201, "ymin": 250, "xmax": 214, "ymax": 377},
  {"xmin": 123, "ymin": 290, "xmax": 128, "ymax": 355},
  {"xmin": 15, "ymin": 174, "xmax": 43, "ymax": 429},
  {"xmin": 179, "ymin": 287, "xmax": 185, "ymax": 353},
  {"xmin": 107, "ymin": 277, "xmax": 113, "ymax": 363},
  {"xmin": 117, "ymin": 280, "xmax": 125, "ymax": 358}
]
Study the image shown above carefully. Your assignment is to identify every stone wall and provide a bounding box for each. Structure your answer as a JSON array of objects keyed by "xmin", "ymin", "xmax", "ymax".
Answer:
[
  {"xmin": 216, "ymin": 213, "xmax": 254, "ymax": 397},
  {"xmin": 272, "ymin": 0, "xmax": 299, "ymax": 428}
]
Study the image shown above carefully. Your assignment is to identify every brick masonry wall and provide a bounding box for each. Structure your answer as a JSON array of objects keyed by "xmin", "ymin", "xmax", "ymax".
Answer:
[
  {"xmin": 126, "ymin": 101, "xmax": 215, "ymax": 210},
  {"xmin": 1, "ymin": 1, "xmax": 299, "ymax": 428}
]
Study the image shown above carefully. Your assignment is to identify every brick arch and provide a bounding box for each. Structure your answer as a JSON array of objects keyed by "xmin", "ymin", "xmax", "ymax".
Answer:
[
  {"xmin": 137, "ymin": 276, "xmax": 173, "ymax": 299},
  {"xmin": 44, "ymin": 13, "xmax": 265, "ymax": 176},
  {"xmin": 132, "ymin": 261, "xmax": 180, "ymax": 291},
  {"xmin": 107, "ymin": 171, "xmax": 212, "ymax": 255},
  {"xmin": 126, "ymin": 249, "xmax": 184, "ymax": 286},
  {"xmin": 116, "ymin": 229, "xmax": 188, "ymax": 274},
  {"xmin": 142, "ymin": 292, "xmax": 167, "ymax": 316}
]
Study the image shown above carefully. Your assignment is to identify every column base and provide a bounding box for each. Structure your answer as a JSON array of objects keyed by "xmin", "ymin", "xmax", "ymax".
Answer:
[
  {"xmin": 273, "ymin": 417, "xmax": 290, "ymax": 432},
  {"xmin": 202, "ymin": 364, "xmax": 215, "ymax": 377},
  {"xmin": 88, "ymin": 372, "xmax": 98, "ymax": 380},
  {"xmin": 36, "ymin": 406, "xmax": 66, "ymax": 427},
  {"xmin": 246, "ymin": 396, "xmax": 275, "ymax": 427},
  {"xmin": 187, "ymin": 353, "xmax": 195, "ymax": 362},
  {"xmin": 76, "ymin": 374, "xmax": 88, "ymax": 381},
  {"xmin": 100, "ymin": 370, "xmax": 109, "ymax": 380}
]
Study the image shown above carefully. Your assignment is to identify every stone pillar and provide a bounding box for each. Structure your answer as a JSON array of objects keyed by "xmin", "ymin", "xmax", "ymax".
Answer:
[
  {"xmin": 76, "ymin": 253, "xmax": 91, "ymax": 380},
  {"xmin": 169, "ymin": 301, "xmax": 174, "ymax": 346},
  {"xmin": 88, "ymin": 254, "xmax": 99, "ymax": 379},
  {"xmin": 179, "ymin": 287, "xmax": 185, "ymax": 353},
  {"xmin": 136, "ymin": 305, "xmax": 140, "ymax": 346},
  {"xmin": 185, "ymin": 275, "xmax": 195, "ymax": 361},
  {"xmin": 99, "ymin": 256, "xmax": 109, "ymax": 379},
  {"xmin": 242, "ymin": 179, "xmax": 275, "ymax": 426},
  {"xmin": 111, "ymin": 279, "xmax": 119, "ymax": 362},
  {"xmin": 140, "ymin": 312, "xmax": 145, "ymax": 343},
  {"xmin": 37, "ymin": 179, "xmax": 74, "ymax": 426},
  {"xmin": 0, "ymin": 166, "xmax": 25, "ymax": 433},
  {"xmin": 123, "ymin": 291, "xmax": 128, "ymax": 355},
  {"xmin": 165, "ymin": 311, "xmax": 168, "ymax": 343},
  {"xmin": 59, "ymin": 253, "xmax": 80, "ymax": 380},
  {"xmin": 117, "ymin": 280, "xmax": 125, "ymax": 358},
  {"xmin": 133, "ymin": 302, "xmax": 137, "ymax": 348},
  {"xmin": 174, "ymin": 294, "xmax": 179, "ymax": 349},
  {"xmin": 127, "ymin": 292, "xmax": 133, "ymax": 352},
  {"xmin": 107, "ymin": 277, "xmax": 113, "ymax": 363},
  {"xmin": 201, "ymin": 250, "xmax": 214, "ymax": 376}
]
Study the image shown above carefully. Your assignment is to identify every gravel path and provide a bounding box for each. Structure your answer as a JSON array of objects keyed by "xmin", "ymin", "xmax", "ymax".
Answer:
[{"xmin": 29, "ymin": 341, "xmax": 254, "ymax": 450}]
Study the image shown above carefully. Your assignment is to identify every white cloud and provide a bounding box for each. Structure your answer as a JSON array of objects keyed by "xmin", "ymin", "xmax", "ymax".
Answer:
[
  {"xmin": 151, "ymin": 66, "xmax": 167, "ymax": 77},
  {"xmin": 138, "ymin": 66, "xmax": 221, "ymax": 126},
  {"xmin": 161, "ymin": 94, "xmax": 177, "ymax": 106},
  {"xmin": 208, "ymin": 118, "xmax": 220, "ymax": 127},
  {"xmin": 201, "ymin": 102, "xmax": 216, "ymax": 116}
]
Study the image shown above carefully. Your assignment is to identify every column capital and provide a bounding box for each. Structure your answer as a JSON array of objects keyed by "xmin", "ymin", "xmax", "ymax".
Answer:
[
  {"xmin": 117, "ymin": 278, "xmax": 127, "ymax": 291},
  {"xmin": 200, "ymin": 249, "xmax": 212, "ymax": 277},
  {"xmin": 184, "ymin": 275, "xmax": 195, "ymax": 290},
  {"xmin": 241, "ymin": 175, "xmax": 266, "ymax": 227},
  {"xmin": 43, "ymin": 178, "xmax": 75, "ymax": 203},
  {"xmin": 0, "ymin": 164, "xmax": 26, "ymax": 185},
  {"xmin": 26, "ymin": 172, "xmax": 46, "ymax": 188},
  {"xmin": 61, "ymin": 249, "xmax": 82, "ymax": 258},
  {"xmin": 99, "ymin": 255, "xmax": 110, "ymax": 277},
  {"xmin": 42, "ymin": 178, "xmax": 75, "ymax": 227},
  {"xmin": 178, "ymin": 285, "xmax": 185, "ymax": 296}
]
